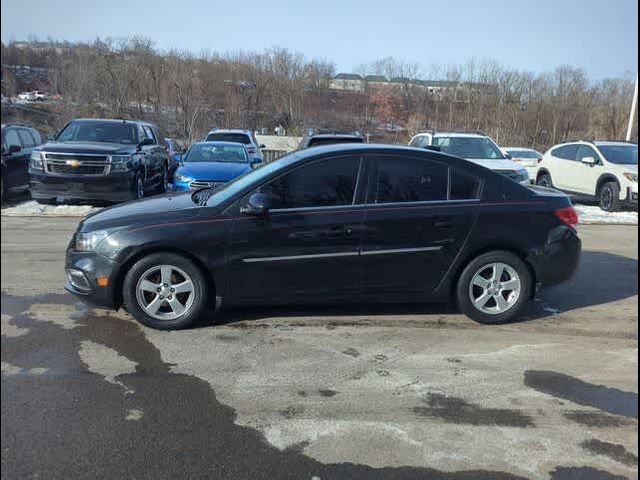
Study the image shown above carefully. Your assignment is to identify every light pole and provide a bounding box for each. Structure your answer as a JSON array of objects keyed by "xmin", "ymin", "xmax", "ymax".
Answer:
[{"xmin": 626, "ymin": 75, "xmax": 638, "ymax": 141}]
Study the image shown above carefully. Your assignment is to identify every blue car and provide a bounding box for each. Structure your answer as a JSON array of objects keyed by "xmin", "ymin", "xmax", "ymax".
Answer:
[{"xmin": 172, "ymin": 141, "xmax": 261, "ymax": 191}]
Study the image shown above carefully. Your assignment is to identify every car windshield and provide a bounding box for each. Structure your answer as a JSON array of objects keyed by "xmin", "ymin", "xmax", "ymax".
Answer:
[
  {"xmin": 56, "ymin": 121, "xmax": 139, "ymax": 144},
  {"xmin": 434, "ymin": 136, "xmax": 504, "ymax": 160},
  {"xmin": 599, "ymin": 145, "xmax": 638, "ymax": 165},
  {"xmin": 507, "ymin": 149, "xmax": 540, "ymax": 159},
  {"xmin": 205, "ymin": 133, "xmax": 252, "ymax": 144},
  {"xmin": 192, "ymin": 152, "xmax": 299, "ymax": 205},
  {"xmin": 185, "ymin": 143, "xmax": 248, "ymax": 163}
]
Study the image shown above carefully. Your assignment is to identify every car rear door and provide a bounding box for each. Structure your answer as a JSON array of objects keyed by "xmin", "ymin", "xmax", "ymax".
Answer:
[
  {"xmin": 360, "ymin": 153, "xmax": 480, "ymax": 296},
  {"xmin": 228, "ymin": 154, "xmax": 365, "ymax": 303}
]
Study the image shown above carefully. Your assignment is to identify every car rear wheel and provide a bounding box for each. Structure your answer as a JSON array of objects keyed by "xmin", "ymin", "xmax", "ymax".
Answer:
[
  {"xmin": 159, "ymin": 164, "xmax": 169, "ymax": 193},
  {"xmin": 536, "ymin": 173, "xmax": 553, "ymax": 188},
  {"xmin": 599, "ymin": 181, "xmax": 621, "ymax": 212},
  {"xmin": 123, "ymin": 253, "xmax": 208, "ymax": 330},
  {"xmin": 456, "ymin": 251, "xmax": 533, "ymax": 325}
]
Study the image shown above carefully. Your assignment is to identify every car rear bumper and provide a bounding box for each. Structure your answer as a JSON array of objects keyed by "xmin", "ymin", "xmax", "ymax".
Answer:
[
  {"xmin": 29, "ymin": 170, "xmax": 136, "ymax": 202},
  {"xmin": 528, "ymin": 226, "xmax": 582, "ymax": 288}
]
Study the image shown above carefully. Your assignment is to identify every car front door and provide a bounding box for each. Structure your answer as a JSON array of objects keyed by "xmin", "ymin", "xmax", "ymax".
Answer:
[
  {"xmin": 228, "ymin": 155, "xmax": 364, "ymax": 303},
  {"xmin": 571, "ymin": 144, "xmax": 606, "ymax": 195},
  {"xmin": 549, "ymin": 144, "xmax": 580, "ymax": 191},
  {"xmin": 360, "ymin": 154, "xmax": 480, "ymax": 296},
  {"xmin": 2, "ymin": 128, "xmax": 28, "ymax": 190}
]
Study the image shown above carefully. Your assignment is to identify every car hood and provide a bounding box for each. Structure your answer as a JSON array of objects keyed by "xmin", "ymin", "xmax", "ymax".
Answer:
[
  {"xmin": 37, "ymin": 141, "xmax": 136, "ymax": 155},
  {"xmin": 177, "ymin": 162, "xmax": 251, "ymax": 181},
  {"xmin": 79, "ymin": 193, "xmax": 200, "ymax": 232},
  {"xmin": 465, "ymin": 158, "xmax": 524, "ymax": 171}
]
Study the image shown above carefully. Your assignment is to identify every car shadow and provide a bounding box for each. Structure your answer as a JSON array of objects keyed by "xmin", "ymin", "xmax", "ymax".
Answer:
[{"xmin": 191, "ymin": 250, "xmax": 637, "ymax": 329}]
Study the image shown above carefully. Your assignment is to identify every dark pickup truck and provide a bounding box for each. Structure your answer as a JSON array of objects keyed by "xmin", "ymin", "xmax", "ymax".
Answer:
[{"xmin": 29, "ymin": 118, "xmax": 170, "ymax": 204}]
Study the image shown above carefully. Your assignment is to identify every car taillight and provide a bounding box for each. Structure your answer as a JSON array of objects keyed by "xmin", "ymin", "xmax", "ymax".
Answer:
[{"xmin": 555, "ymin": 207, "xmax": 579, "ymax": 230}]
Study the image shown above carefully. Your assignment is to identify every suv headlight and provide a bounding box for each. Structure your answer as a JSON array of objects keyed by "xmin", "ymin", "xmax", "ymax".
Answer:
[
  {"xmin": 623, "ymin": 173, "xmax": 638, "ymax": 183},
  {"xmin": 30, "ymin": 151, "xmax": 44, "ymax": 170},
  {"xmin": 110, "ymin": 155, "xmax": 132, "ymax": 172}
]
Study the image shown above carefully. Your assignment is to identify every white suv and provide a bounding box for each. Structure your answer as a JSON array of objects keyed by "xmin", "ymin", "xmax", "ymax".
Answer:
[
  {"xmin": 409, "ymin": 132, "xmax": 530, "ymax": 186},
  {"xmin": 536, "ymin": 141, "xmax": 638, "ymax": 212}
]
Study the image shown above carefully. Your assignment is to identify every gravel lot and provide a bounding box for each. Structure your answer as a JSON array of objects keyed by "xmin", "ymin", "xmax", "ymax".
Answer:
[{"xmin": 1, "ymin": 216, "xmax": 638, "ymax": 480}]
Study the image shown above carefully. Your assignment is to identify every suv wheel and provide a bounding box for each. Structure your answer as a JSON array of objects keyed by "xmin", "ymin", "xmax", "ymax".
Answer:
[
  {"xmin": 456, "ymin": 251, "xmax": 533, "ymax": 325},
  {"xmin": 160, "ymin": 164, "xmax": 169, "ymax": 193},
  {"xmin": 536, "ymin": 173, "xmax": 553, "ymax": 188},
  {"xmin": 123, "ymin": 253, "xmax": 208, "ymax": 330},
  {"xmin": 134, "ymin": 173, "xmax": 145, "ymax": 199},
  {"xmin": 599, "ymin": 181, "xmax": 621, "ymax": 212},
  {"xmin": 1, "ymin": 174, "xmax": 5, "ymax": 205}
]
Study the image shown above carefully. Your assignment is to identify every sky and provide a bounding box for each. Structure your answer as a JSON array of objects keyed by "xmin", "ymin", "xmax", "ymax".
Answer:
[{"xmin": 1, "ymin": 0, "xmax": 637, "ymax": 80}]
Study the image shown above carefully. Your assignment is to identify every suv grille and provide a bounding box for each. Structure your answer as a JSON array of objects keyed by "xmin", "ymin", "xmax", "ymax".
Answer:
[
  {"xmin": 189, "ymin": 180, "xmax": 226, "ymax": 191},
  {"xmin": 44, "ymin": 154, "xmax": 110, "ymax": 176}
]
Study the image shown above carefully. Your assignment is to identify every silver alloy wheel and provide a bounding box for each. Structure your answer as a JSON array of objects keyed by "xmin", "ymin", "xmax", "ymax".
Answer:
[
  {"xmin": 468, "ymin": 262, "xmax": 522, "ymax": 315},
  {"xmin": 135, "ymin": 264, "xmax": 195, "ymax": 321},
  {"xmin": 600, "ymin": 185, "xmax": 613, "ymax": 210}
]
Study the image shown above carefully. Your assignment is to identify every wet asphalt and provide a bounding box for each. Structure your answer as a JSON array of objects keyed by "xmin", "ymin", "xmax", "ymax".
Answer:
[{"xmin": 1, "ymin": 218, "xmax": 638, "ymax": 480}]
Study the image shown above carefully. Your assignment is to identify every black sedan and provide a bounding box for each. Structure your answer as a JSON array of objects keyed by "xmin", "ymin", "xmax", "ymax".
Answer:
[{"xmin": 65, "ymin": 144, "xmax": 581, "ymax": 330}]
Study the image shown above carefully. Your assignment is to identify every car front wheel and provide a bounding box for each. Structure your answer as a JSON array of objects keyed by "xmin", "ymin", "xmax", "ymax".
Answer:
[
  {"xmin": 123, "ymin": 253, "xmax": 208, "ymax": 330},
  {"xmin": 456, "ymin": 251, "xmax": 533, "ymax": 325}
]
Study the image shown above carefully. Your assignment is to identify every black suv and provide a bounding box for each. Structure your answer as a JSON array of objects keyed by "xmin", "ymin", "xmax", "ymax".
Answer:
[
  {"xmin": 29, "ymin": 118, "xmax": 170, "ymax": 204},
  {"xmin": 298, "ymin": 131, "xmax": 365, "ymax": 150},
  {"xmin": 1, "ymin": 123, "xmax": 43, "ymax": 204}
]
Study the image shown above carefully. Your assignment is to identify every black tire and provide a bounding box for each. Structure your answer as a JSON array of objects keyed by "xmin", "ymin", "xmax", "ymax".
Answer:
[
  {"xmin": 1, "ymin": 174, "xmax": 5, "ymax": 205},
  {"xmin": 35, "ymin": 198, "xmax": 57, "ymax": 205},
  {"xmin": 159, "ymin": 164, "xmax": 169, "ymax": 193},
  {"xmin": 456, "ymin": 251, "xmax": 533, "ymax": 325},
  {"xmin": 133, "ymin": 172, "xmax": 145, "ymax": 200},
  {"xmin": 599, "ymin": 181, "xmax": 621, "ymax": 212},
  {"xmin": 123, "ymin": 252, "xmax": 208, "ymax": 330},
  {"xmin": 536, "ymin": 173, "xmax": 553, "ymax": 188}
]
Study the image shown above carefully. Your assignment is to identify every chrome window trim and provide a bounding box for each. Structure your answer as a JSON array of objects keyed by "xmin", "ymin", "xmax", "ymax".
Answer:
[
  {"xmin": 243, "ymin": 246, "xmax": 444, "ymax": 263},
  {"xmin": 361, "ymin": 246, "xmax": 443, "ymax": 256},
  {"xmin": 268, "ymin": 198, "xmax": 481, "ymax": 215}
]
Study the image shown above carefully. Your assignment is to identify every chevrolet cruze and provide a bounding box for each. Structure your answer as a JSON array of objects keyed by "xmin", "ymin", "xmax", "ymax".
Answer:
[{"xmin": 65, "ymin": 144, "xmax": 581, "ymax": 330}]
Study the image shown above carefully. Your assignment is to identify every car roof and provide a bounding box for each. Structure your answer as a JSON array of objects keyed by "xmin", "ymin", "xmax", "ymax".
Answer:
[
  {"xmin": 504, "ymin": 147, "xmax": 538, "ymax": 151},
  {"xmin": 308, "ymin": 134, "xmax": 364, "ymax": 139},
  {"xmin": 432, "ymin": 132, "xmax": 487, "ymax": 139},
  {"xmin": 72, "ymin": 118, "xmax": 153, "ymax": 127},
  {"xmin": 191, "ymin": 141, "xmax": 247, "ymax": 147},
  {"xmin": 207, "ymin": 129, "xmax": 253, "ymax": 135},
  {"xmin": 594, "ymin": 141, "xmax": 637, "ymax": 147}
]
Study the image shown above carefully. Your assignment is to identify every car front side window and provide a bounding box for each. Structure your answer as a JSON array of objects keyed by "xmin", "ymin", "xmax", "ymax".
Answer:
[
  {"xmin": 260, "ymin": 156, "xmax": 361, "ymax": 210},
  {"xmin": 576, "ymin": 145, "xmax": 599, "ymax": 164}
]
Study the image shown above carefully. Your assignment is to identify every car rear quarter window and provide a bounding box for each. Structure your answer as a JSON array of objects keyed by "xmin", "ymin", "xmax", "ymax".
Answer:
[
  {"xmin": 261, "ymin": 156, "xmax": 361, "ymax": 209},
  {"xmin": 552, "ymin": 145, "xmax": 579, "ymax": 161},
  {"xmin": 371, "ymin": 155, "xmax": 449, "ymax": 203},
  {"xmin": 17, "ymin": 129, "xmax": 35, "ymax": 148},
  {"xmin": 450, "ymin": 168, "xmax": 482, "ymax": 200},
  {"xmin": 206, "ymin": 133, "xmax": 252, "ymax": 145}
]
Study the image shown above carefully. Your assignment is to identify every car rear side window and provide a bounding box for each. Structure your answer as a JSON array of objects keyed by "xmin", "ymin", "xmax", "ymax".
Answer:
[
  {"xmin": 206, "ymin": 133, "xmax": 252, "ymax": 145},
  {"xmin": 372, "ymin": 155, "xmax": 449, "ymax": 203},
  {"xmin": 3, "ymin": 129, "xmax": 21, "ymax": 149},
  {"xmin": 450, "ymin": 168, "xmax": 482, "ymax": 200},
  {"xmin": 17, "ymin": 129, "xmax": 35, "ymax": 148},
  {"xmin": 261, "ymin": 156, "xmax": 361, "ymax": 209},
  {"xmin": 552, "ymin": 145, "xmax": 579, "ymax": 161}
]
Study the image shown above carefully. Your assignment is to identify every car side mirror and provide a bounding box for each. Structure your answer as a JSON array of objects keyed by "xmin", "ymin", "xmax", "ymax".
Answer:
[
  {"xmin": 582, "ymin": 156, "xmax": 597, "ymax": 166},
  {"xmin": 259, "ymin": 144, "xmax": 266, "ymax": 149},
  {"xmin": 8, "ymin": 145, "xmax": 21, "ymax": 154},
  {"xmin": 241, "ymin": 193, "xmax": 271, "ymax": 216},
  {"xmin": 504, "ymin": 153, "xmax": 512, "ymax": 159},
  {"xmin": 139, "ymin": 138, "xmax": 155, "ymax": 146},
  {"xmin": 174, "ymin": 153, "xmax": 182, "ymax": 163}
]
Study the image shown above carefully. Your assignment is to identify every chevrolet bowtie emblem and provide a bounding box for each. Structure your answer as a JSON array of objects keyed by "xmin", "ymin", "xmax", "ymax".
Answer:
[{"xmin": 66, "ymin": 160, "xmax": 81, "ymax": 167}]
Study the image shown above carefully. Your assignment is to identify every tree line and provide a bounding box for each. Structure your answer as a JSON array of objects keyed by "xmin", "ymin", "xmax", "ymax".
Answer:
[{"xmin": 1, "ymin": 38, "xmax": 637, "ymax": 149}]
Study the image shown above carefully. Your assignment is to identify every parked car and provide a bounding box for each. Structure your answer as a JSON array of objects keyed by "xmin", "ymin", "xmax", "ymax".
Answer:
[
  {"xmin": 205, "ymin": 129, "xmax": 264, "ymax": 162},
  {"xmin": 172, "ymin": 141, "xmax": 260, "ymax": 192},
  {"xmin": 1, "ymin": 123, "xmax": 43, "ymax": 204},
  {"xmin": 164, "ymin": 137, "xmax": 184, "ymax": 179},
  {"xmin": 298, "ymin": 131, "xmax": 365, "ymax": 149},
  {"xmin": 29, "ymin": 118, "xmax": 170, "ymax": 205},
  {"xmin": 409, "ymin": 132, "xmax": 530, "ymax": 185},
  {"xmin": 502, "ymin": 147, "xmax": 543, "ymax": 183},
  {"xmin": 536, "ymin": 140, "xmax": 638, "ymax": 212},
  {"xmin": 65, "ymin": 143, "xmax": 581, "ymax": 330},
  {"xmin": 17, "ymin": 91, "xmax": 48, "ymax": 102}
]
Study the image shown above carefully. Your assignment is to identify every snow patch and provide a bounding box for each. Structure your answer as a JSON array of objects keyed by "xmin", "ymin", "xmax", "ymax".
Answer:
[
  {"xmin": 575, "ymin": 205, "xmax": 638, "ymax": 225},
  {"xmin": 1, "ymin": 200, "xmax": 100, "ymax": 217}
]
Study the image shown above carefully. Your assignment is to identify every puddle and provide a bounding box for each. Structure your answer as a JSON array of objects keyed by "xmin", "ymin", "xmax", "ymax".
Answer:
[{"xmin": 524, "ymin": 371, "xmax": 638, "ymax": 418}]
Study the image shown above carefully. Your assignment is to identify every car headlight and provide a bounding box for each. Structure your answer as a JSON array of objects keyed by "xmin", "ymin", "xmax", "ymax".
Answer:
[
  {"xmin": 623, "ymin": 173, "xmax": 638, "ymax": 183},
  {"xmin": 30, "ymin": 151, "xmax": 44, "ymax": 170},
  {"xmin": 174, "ymin": 172, "xmax": 194, "ymax": 183},
  {"xmin": 110, "ymin": 155, "xmax": 132, "ymax": 172},
  {"xmin": 75, "ymin": 229, "xmax": 123, "ymax": 259}
]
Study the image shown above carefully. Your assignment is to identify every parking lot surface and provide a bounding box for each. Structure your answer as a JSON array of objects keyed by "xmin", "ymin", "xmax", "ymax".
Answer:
[{"xmin": 1, "ymin": 217, "xmax": 638, "ymax": 480}]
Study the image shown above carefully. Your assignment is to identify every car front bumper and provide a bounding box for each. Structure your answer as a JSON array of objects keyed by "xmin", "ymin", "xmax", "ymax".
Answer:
[
  {"xmin": 65, "ymin": 249, "xmax": 120, "ymax": 309},
  {"xmin": 29, "ymin": 169, "xmax": 137, "ymax": 203}
]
